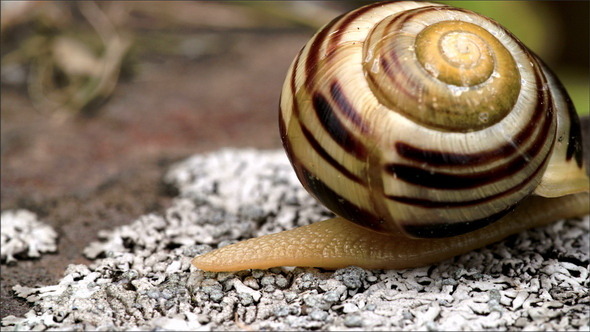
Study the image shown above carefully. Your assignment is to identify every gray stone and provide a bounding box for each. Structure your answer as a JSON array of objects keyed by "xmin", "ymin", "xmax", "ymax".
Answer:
[{"xmin": 343, "ymin": 314, "xmax": 363, "ymax": 327}]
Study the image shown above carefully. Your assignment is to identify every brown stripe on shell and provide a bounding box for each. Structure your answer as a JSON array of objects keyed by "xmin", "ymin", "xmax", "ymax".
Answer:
[
  {"xmin": 279, "ymin": 105, "xmax": 308, "ymax": 193},
  {"xmin": 289, "ymin": 51, "xmax": 302, "ymax": 114},
  {"xmin": 280, "ymin": 51, "xmax": 309, "ymax": 190},
  {"xmin": 326, "ymin": 1, "xmax": 394, "ymax": 56},
  {"xmin": 304, "ymin": 14, "xmax": 342, "ymax": 91},
  {"xmin": 299, "ymin": 124, "xmax": 365, "ymax": 184},
  {"xmin": 395, "ymin": 141, "xmax": 512, "ymax": 167},
  {"xmin": 402, "ymin": 205, "xmax": 516, "ymax": 238},
  {"xmin": 382, "ymin": 4, "xmax": 445, "ymax": 33},
  {"xmin": 300, "ymin": 167, "xmax": 387, "ymax": 232},
  {"xmin": 365, "ymin": 56, "xmax": 416, "ymax": 102},
  {"xmin": 368, "ymin": 8, "xmax": 427, "ymax": 101},
  {"xmin": 566, "ymin": 94, "xmax": 584, "ymax": 168},
  {"xmin": 329, "ymin": 81, "xmax": 370, "ymax": 134},
  {"xmin": 386, "ymin": 105, "xmax": 553, "ymax": 190},
  {"xmin": 366, "ymin": 7, "xmax": 450, "ymax": 109},
  {"xmin": 287, "ymin": 50, "xmax": 367, "ymax": 181},
  {"xmin": 543, "ymin": 64, "xmax": 586, "ymax": 168},
  {"xmin": 385, "ymin": 144, "xmax": 553, "ymax": 207},
  {"xmin": 312, "ymin": 92, "xmax": 368, "ymax": 160},
  {"xmin": 377, "ymin": 6, "xmax": 452, "ymax": 90}
]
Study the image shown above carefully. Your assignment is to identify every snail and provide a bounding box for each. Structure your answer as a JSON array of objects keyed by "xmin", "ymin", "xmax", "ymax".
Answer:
[{"xmin": 192, "ymin": 1, "xmax": 589, "ymax": 272}]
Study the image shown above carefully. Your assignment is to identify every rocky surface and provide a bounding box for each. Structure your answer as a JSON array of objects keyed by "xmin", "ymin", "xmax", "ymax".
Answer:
[{"xmin": 2, "ymin": 149, "xmax": 588, "ymax": 331}]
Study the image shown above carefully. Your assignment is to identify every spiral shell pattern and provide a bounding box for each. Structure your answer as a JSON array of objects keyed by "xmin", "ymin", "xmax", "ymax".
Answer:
[{"xmin": 279, "ymin": 1, "xmax": 581, "ymax": 238}]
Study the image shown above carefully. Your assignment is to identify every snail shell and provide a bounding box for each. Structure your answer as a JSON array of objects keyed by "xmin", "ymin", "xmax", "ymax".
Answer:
[{"xmin": 193, "ymin": 1, "xmax": 589, "ymax": 272}]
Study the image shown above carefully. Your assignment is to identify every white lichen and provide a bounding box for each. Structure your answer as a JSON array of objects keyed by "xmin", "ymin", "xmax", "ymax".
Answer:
[{"xmin": 1, "ymin": 209, "xmax": 58, "ymax": 263}]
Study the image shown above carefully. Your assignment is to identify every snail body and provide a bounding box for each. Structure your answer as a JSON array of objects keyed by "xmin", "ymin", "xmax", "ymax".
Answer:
[{"xmin": 193, "ymin": 1, "xmax": 589, "ymax": 272}]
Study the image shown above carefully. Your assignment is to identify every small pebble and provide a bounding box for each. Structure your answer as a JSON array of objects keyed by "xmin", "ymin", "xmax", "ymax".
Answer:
[
  {"xmin": 251, "ymin": 270, "xmax": 265, "ymax": 279},
  {"xmin": 147, "ymin": 289, "xmax": 160, "ymax": 299},
  {"xmin": 243, "ymin": 277, "xmax": 260, "ymax": 290},
  {"xmin": 343, "ymin": 314, "xmax": 363, "ymax": 327},
  {"xmin": 322, "ymin": 291, "xmax": 340, "ymax": 304},
  {"xmin": 342, "ymin": 303, "xmax": 358, "ymax": 313},
  {"xmin": 182, "ymin": 245, "xmax": 212, "ymax": 257},
  {"xmin": 334, "ymin": 267, "xmax": 365, "ymax": 289},
  {"xmin": 239, "ymin": 293, "xmax": 254, "ymax": 306},
  {"xmin": 161, "ymin": 288, "xmax": 174, "ymax": 300},
  {"xmin": 274, "ymin": 306, "xmax": 291, "ymax": 317},
  {"xmin": 209, "ymin": 290, "xmax": 224, "ymax": 303},
  {"xmin": 261, "ymin": 275, "xmax": 275, "ymax": 287},
  {"xmin": 309, "ymin": 309, "xmax": 329, "ymax": 321},
  {"xmin": 284, "ymin": 291, "xmax": 298, "ymax": 303},
  {"xmin": 275, "ymin": 275, "xmax": 289, "ymax": 288}
]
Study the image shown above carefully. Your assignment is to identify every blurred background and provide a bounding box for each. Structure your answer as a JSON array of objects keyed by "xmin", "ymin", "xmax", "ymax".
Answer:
[{"xmin": 1, "ymin": 0, "xmax": 588, "ymax": 320}]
